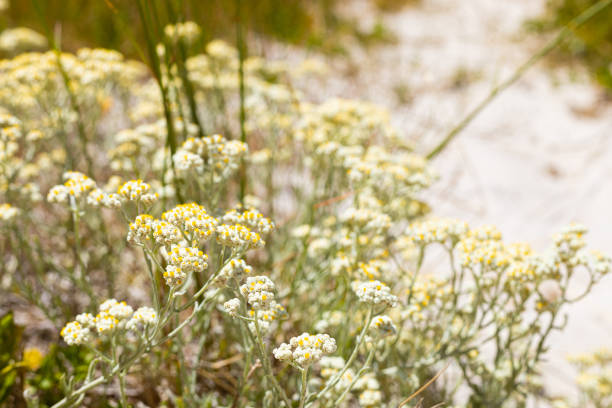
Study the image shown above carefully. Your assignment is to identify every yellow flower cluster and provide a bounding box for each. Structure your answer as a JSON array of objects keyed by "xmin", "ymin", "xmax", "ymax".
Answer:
[
  {"xmin": 161, "ymin": 203, "xmax": 218, "ymax": 242},
  {"xmin": 61, "ymin": 299, "xmax": 157, "ymax": 345}
]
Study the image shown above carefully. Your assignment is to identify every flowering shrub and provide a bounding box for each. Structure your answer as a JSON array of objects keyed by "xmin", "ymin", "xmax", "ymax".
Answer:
[{"xmin": 0, "ymin": 12, "xmax": 609, "ymax": 408}]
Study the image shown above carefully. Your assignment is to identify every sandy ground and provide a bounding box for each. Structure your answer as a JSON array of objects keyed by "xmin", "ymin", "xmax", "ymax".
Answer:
[{"xmin": 273, "ymin": 0, "xmax": 612, "ymax": 402}]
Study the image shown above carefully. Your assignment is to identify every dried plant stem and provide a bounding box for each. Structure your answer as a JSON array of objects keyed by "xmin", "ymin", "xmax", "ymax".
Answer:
[{"xmin": 399, "ymin": 362, "xmax": 450, "ymax": 407}]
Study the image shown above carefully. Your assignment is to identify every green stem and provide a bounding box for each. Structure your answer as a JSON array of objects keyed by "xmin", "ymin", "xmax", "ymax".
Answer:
[
  {"xmin": 236, "ymin": 0, "xmax": 247, "ymax": 204},
  {"xmin": 334, "ymin": 343, "xmax": 376, "ymax": 405},
  {"xmin": 310, "ymin": 306, "xmax": 374, "ymax": 404},
  {"xmin": 253, "ymin": 313, "xmax": 292, "ymax": 407},
  {"xmin": 70, "ymin": 203, "xmax": 97, "ymax": 305},
  {"xmin": 135, "ymin": 0, "xmax": 184, "ymax": 203},
  {"xmin": 119, "ymin": 371, "xmax": 129, "ymax": 408},
  {"xmin": 298, "ymin": 367, "xmax": 309, "ymax": 408}
]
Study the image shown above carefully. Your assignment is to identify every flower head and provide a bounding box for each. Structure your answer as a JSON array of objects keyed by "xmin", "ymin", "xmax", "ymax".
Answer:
[
  {"xmin": 162, "ymin": 203, "xmax": 217, "ymax": 242},
  {"xmin": 217, "ymin": 258, "xmax": 252, "ymax": 283},
  {"xmin": 47, "ymin": 171, "xmax": 96, "ymax": 203},
  {"xmin": 117, "ymin": 179, "xmax": 158, "ymax": 204},
  {"xmin": 273, "ymin": 333, "xmax": 337, "ymax": 367},
  {"xmin": 60, "ymin": 321, "xmax": 91, "ymax": 345},
  {"xmin": 222, "ymin": 208, "xmax": 275, "ymax": 234},
  {"xmin": 240, "ymin": 276, "xmax": 275, "ymax": 309},
  {"xmin": 126, "ymin": 307, "xmax": 157, "ymax": 331},
  {"xmin": 370, "ymin": 315, "xmax": 397, "ymax": 338},
  {"xmin": 354, "ymin": 280, "xmax": 398, "ymax": 308},
  {"xmin": 0, "ymin": 203, "xmax": 19, "ymax": 221},
  {"xmin": 216, "ymin": 224, "xmax": 264, "ymax": 250},
  {"xmin": 223, "ymin": 298, "xmax": 241, "ymax": 317}
]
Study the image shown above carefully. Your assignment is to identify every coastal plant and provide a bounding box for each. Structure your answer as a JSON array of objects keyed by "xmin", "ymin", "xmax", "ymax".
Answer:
[{"xmin": 0, "ymin": 4, "xmax": 610, "ymax": 408}]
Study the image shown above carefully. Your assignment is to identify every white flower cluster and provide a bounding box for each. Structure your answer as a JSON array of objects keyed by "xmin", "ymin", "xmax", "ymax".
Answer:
[
  {"xmin": 86, "ymin": 188, "xmax": 122, "ymax": 208},
  {"xmin": 47, "ymin": 171, "xmax": 96, "ymax": 203},
  {"xmin": 340, "ymin": 207, "xmax": 391, "ymax": 233},
  {"xmin": 517, "ymin": 225, "xmax": 610, "ymax": 283},
  {"xmin": 109, "ymin": 122, "xmax": 167, "ymax": 172},
  {"xmin": 0, "ymin": 203, "xmax": 19, "ymax": 221},
  {"xmin": 458, "ymin": 238, "xmax": 512, "ymax": 270},
  {"xmin": 174, "ymin": 150, "xmax": 204, "ymax": 173},
  {"xmin": 247, "ymin": 300, "xmax": 288, "ymax": 335},
  {"xmin": 346, "ymin": 149, "xmax": 433, "ymax": 203},
  {"xmin": 256, "ymin": 301, "xmax": 288, "ymax": 323},
  {"xmin": 61, "ymin": 299, "xmax": 157, "ymax": 345},
  {"xmin": 217, "ymin": 258, "xmax": 253, "ymax": 283},
  {"xmin": 295, "ymin": 98, "xmax": 395, "ymax": 149},
  {"xmin": 164, "ymin": 21, "xmax": 201, "ymax": 44},
  {"xmin": 205, "ymin": 39, "xmax": 238, "ymax": 60},
  {"xmin": 127, "ymin": 214, "xmax": 182, "ymax": 247},
  {"xmin": 47, "ymin": 172, "xmax": 150, "ymax": 210},
  {"xmin": 216, "ymin": 224, "xmax": 264, "ymax": 250},
  {"xmin": 355, "ymin": 373, "xmax": 383, "ymax": 408},
  {"xmin": 273, "ymin": 333, "xmax": 337, "ymax": 367},
  {"xmin": 405, "ymin": 218, "xmax": 469, "ymax": 246},
  {"xmin": 404, "ymin": 274, "xmax": 450, "ymax": 318},
  {"xmin": 468, "ymin": 224, "xmax": 503, "ymax": 241},
  {"xmin": 95, "ymin": 299, "xmax": 133, "ymax": 333},
  {"xmin": 126, "ymin": 306, "xmax": 157, "ymax": 331},
  {"xmin": 117, "ymin": 179, "xmax": 158, "ymax": 204},
  {"xmin": 163, "ymin": 245, "xmax": 209, "ymax": 287},
  {"xmin": 354, "ymin": 280, "xmax": 398, "ymax": 308},
  {"xmin": 162, "ymin": 203, "xmax": 218, "ymax": 241},
  {"xmin": 319, "ymin": 356, "xmax": 355, "ymax": 392},
  {"xmin": 222, "ymin": 208, "xmax": 275, "ymax": 234},
  {"xmin": 60, "ymin": 321, "xmax": 91, "ymax": 346},
  {"xmin": 240, "ymin": 276, "xmax": 275, "ymax": 310},
  {"xmin": 0, "ymin": 113, "xmax": 20, "ymax": 160},
  {"xmin": 582, "ymin": 250, "xmax": 612, "ymax": 276},
  {"xmin": 173, "ymin": 135, "xmax": 248, "ymax": 181},
  {"xmin": 0, "ymin": 27, "xmax": 47, "ymax": 54},
  {"xmin": 223, "ymin": 298, "xmax": 241, "ymax": 317},
  {"xmin": 554, "ymin": 223, "xmax": 587, "ymax": 261},
  {"xmin": 370, "ymin": 315, "xmax": 397, "ymax": 338},
  {"xmin": 0, "ymin": 50, "xmax": 145, "ymax": 140},
  {"xmin": 224, "ymin": 296, "xmax": 286, "ymax": 327}
]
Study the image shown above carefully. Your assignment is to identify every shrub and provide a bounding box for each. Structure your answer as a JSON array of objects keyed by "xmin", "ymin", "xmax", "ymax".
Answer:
[{"xmin": 0, "ymin": 10, "xmax": 609, "ymax": 408}]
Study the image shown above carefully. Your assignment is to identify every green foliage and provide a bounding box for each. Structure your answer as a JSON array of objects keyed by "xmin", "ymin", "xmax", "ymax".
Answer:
[
  {"xmin": 0, "ymin": 312, "xmax": 22, "ymax": 403},
  {"xmin": 0, "ymin": 312, "xmax": 94, "ymax": 407},
  {"xmin": 374, "ymin": 0, "xmax": 421, "ymax": 12},
  {"xmin": 27, "ymin": 345, "xmax": 93, "ymax": 406},
  {"xmin": 531, "ymin": 0, "xmax": 612, "ymax": 90},
  {"xmin": 2, "ymin": 0, "xmax": 400, "ymax": 57}
]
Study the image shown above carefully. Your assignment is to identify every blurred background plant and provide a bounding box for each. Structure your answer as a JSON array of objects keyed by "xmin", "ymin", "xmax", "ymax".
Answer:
[
  {"xmin": 529, "ymin": 0, "xmax": 612, "ymax": 91},
  {"xmin": 0, "ymin": 0, "xmax": 420, "ymax": 57}
]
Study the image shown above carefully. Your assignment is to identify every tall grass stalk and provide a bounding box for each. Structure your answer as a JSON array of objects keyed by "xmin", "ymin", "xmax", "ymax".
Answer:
[
  {"xmin": 136, "ymin": 0, "xmax": 184, "ymax": 203},
  {"xmin": 236, "ymin": 0, "xmax": 248, "ymax": 204}
]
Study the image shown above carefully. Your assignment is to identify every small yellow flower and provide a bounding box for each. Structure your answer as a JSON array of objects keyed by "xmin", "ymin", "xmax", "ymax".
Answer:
[{"xmin": 22, "ymin": 347, "xmax": 43, "ymax": 371}]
